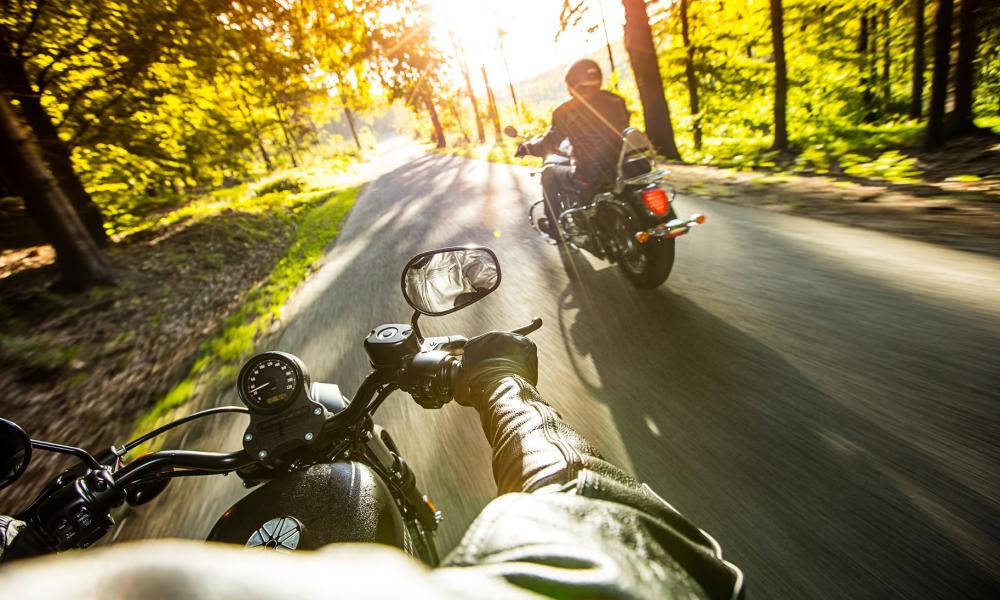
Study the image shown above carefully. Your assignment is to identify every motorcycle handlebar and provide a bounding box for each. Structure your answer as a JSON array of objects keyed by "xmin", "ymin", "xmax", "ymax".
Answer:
[
  {"xmin": 403, "ymin": 317, "xmax": 543, "ymax": 409},
  {"xmin": 114, "ymin": 450, "xmax": 253, "ymax": 488}
]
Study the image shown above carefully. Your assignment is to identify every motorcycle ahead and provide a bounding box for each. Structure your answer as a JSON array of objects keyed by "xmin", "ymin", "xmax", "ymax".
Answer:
[
  {"xmin": 506, "ymin": 126, "xmax": 705, "ymax": 289},
  {"xmin": 0, "ymin": 246, "xmax": 542, "ymax": 565}
]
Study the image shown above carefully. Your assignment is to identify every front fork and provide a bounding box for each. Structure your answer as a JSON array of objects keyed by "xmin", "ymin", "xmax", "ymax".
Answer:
[{"xmin": 360, "ymin": 424, "xmax": 441, "ymax": 529}]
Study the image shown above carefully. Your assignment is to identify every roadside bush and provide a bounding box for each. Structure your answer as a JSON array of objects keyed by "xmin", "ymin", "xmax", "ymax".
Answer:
[{"xmin": 254, "ymin": 175, "xmax": 304, "ymax": 197}]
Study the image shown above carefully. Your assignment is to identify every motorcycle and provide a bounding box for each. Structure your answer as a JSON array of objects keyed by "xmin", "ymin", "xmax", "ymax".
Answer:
[
  {"xmin": 506, "ymin": 126, "xmax": 705, "ymax": 289},
  {"xmin": 0, "ymin": 246, "xmax": 542, "ymax": 565}
]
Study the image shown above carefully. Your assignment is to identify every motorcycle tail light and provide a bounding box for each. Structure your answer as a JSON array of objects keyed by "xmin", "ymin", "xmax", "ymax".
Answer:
[{"xmin": 641, "ymin": 187, "xmax": 669, "ymax": 216}]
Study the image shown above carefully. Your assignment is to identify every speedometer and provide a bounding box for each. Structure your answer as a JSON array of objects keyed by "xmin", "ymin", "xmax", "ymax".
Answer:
[{"xmin": 237, "ymin": 352, "xmax": 304, "ymax": 413}]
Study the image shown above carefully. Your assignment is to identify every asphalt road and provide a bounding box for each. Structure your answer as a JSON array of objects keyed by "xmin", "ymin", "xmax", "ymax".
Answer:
[{"xmin": 116, "ymin": 139, "xmax": 1000, "ymax": 599}]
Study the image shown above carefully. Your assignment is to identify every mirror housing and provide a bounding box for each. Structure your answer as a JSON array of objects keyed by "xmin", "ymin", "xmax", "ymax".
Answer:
[
  {"xmin": 401, "ymin": 247, "xmax": 501, "ymax": 316},
  {"xmin": 503, "ymin": 125, "xmax": 519, "ymax": 139},
  {"xmin": 0, "ymin": 418, "xmax": 31, "ymax": 492}
]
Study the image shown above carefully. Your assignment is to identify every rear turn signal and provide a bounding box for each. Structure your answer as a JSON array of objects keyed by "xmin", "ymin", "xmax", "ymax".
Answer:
[
  {"xmin": 693, "ymin": 213, "xmax": 706, "ymax": 224},
  {"xmin": 642, "ymin": 187, "xmax": 669, "ymax": 216}
]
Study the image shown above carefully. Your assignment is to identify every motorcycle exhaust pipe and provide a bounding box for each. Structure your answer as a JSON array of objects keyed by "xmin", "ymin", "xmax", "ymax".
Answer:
[{"xmin": 635, "ymin": 214, "xmax": 706, "ymax": 244}]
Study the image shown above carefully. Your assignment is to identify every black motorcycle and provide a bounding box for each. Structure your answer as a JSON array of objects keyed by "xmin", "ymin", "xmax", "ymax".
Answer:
[
  {"xmin": 0, "ymin": 246, "xmax": 541, "ymax": 565},
  {"xmin": 507, "ymin": 126, "xmax": 705, "ymax": 289}
]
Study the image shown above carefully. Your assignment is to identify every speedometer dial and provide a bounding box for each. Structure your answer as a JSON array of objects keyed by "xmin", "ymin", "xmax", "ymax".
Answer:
[{"xmin": 237, "ymin": 352, "xmax": 303, "ymax": 413}]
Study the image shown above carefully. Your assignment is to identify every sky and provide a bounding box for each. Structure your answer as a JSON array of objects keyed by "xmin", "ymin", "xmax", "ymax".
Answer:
[{"xmin": 427, "ymin": 0, "xmax": 626, "ymax": 90}]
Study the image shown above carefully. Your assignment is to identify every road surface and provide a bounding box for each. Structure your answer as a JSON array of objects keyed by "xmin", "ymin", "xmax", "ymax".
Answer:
[{"xmin": 117, "ymin": 139, "xmax": 1000, "ymax": 599}]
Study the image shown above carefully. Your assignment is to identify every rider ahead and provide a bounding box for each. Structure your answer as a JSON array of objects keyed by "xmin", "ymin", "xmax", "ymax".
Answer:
[
  {"xmin": 0, "ymin": 334, "xmax": 743, "ymax": 598},
  {"xmin": 516, "ymin": 59, "xmax": 630, "ymax": 240}
]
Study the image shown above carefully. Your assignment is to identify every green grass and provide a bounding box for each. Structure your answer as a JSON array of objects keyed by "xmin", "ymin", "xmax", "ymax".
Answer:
[{"xmin": 97, "ymin": 143, "xmax": 362, "ymax": 239}]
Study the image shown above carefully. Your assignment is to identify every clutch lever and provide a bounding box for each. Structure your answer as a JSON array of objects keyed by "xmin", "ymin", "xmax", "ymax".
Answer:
[{"xmin": 512, "ymin": 317, "xmax": 543, "ymax": 336}]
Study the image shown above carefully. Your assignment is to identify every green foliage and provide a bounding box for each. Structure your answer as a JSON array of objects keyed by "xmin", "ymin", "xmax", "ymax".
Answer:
[
  {"xmin": 130, "ymin": 161, "xmax": 361, "ymax": 445},
  {"xmin": 497, "ymin": 0, "xmax": 1000, "ymax": 180},
  {"xmin": 254, "ymin": 176, "xmax": 305, "ymax": 197},
  {"xmin": 0, "ymin": 0, "xmax": 421, "ymax": 239}
]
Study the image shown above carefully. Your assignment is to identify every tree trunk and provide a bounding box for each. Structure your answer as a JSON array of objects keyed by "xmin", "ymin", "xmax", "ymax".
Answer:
[
  {"xmin": 452, "ymin": 35, "xmax": 485, "ymax": 144},
  {"xmin": 344, "ymin": 106, "xmax": 362, "ymax": 151},
  {"xmin": 0, "ymin": 95, "xmax": 113, "ymax": 291},
  {"xmin": 769, "ymin": 0, "xmax": 789, "ymax": 150},
  {"xmin": 862, "ymin": 11, "xmax": 880, "ymax": 120},
  {"xmin": 449, "ymin": 99, "xmax": 471, "ymax": 143},
  {"xmin": 481, "ymin": 65, "xmax": 502, "ymax": 141},
  {"xmin": 495, "ymin": 25, "xmax": 521, "ymax": 111},
  {"xmin": 910, "ymin": 0, "xmax": 926, "ymax": 118},
  {"xmin": 882, "ymin": 10, "xmax": 891, "ymax": 111},
  {"xmin": 0, "ymin": 31, "xmax": 108, "ymax": 245},
  {"xmin": 950, "ymin": 0, "xmax": 980, "ymax": 134},
  {"xmin": 240, "ymin": 98, "xmax": 273, "ymax": 170},
  {"xmin": 925, "ymin": 0, "xmax": 954, "ymax": 148},
  {"xmin": 680, "ymin": 0, "xmax": 702, "ymax": 150},
  {"xmin": 425, "ymin": 94, "xmax": 446, "ymax": 149},
  {"xmin": 272, "ymin": 100, "xmax": 299, "ymax": 168},
  {"xmin": 621, "ymin": 0, "xmax": 682, "ymax": 160}
]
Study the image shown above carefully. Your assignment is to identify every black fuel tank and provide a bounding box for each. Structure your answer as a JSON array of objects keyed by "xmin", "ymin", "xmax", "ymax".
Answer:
[{"xmin": 207, "ymin": 461, "xmax": 406, "ymax": 551}]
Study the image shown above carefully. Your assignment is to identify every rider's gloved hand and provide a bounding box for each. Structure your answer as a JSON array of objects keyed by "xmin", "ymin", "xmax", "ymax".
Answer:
[
  {"xmin": 515, "ymin": 143, "xmax": 529, "ymax": 158},
  {"xmin": 0, "ymin": 515, "xmax": 26, "ymax": 564},
  {"xmin": 456, "ymin": 332, "xmax": 538, "ymax": 408}
]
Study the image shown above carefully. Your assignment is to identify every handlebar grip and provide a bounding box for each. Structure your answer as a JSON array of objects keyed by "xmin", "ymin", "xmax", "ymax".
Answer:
[{"xmin": 512, "ymin": 317, "xmax": 543, "ymax": 336}]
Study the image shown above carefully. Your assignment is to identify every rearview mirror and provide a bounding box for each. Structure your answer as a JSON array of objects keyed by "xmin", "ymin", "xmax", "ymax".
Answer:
[
  {"xmin": 401, "ymin": 247, "xmax": 501, "ymax": 316},
  {"xmin": 0, "ymin": 418, "xmax": 31, "ymax": 492},
  {"xmin": 503, "ymin": 125, "xmax": 518, "ymax": 139}
]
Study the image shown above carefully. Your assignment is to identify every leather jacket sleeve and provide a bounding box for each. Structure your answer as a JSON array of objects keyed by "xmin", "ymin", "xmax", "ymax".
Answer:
[
  {"xmin": 475, "ymin": 375, "xmax": 603, "ymax": 494},
  {"xmin": 0, "ymin": 515, "xmax": 25, "ymax": 564},
  {"xmin": 523, "ymin": 114, "xmax": 566, "ymax": 158},
  {"xmin": 447, "ymin": 374, "xmax": 745, "ymax": 600}
]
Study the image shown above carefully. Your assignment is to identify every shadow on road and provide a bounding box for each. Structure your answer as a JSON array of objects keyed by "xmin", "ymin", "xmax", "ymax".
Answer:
[{"xmin": 555, "ymin": 250, "xmax": 999, "ymax": 599}]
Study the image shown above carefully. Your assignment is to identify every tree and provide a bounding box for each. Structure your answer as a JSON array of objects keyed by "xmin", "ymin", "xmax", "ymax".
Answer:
[
  {"xmin": 451, "ymin": 35, "xmax": 486, "ymax": 144},
  {"xmin": 925, "ymin": 0, "xmax": 954, "ymax": 147},
  {"xmin": 0, "ymin": 27, "xmax": 108, "ymax": 245},
  {"xmin": 680, "ymin": 0, "xmax": 702, "ymax": 150},
  {"xmin": 951, "ymin": 0, "xmax": 981, "ymax": 134},
  {"xmin": 0, "ymin": 94, "xmax": 113, "ymax": 291},
  {"xmin": 621, "ymin": 0, "xmax": 682, "ymax": 160},
  {"xmin": 881, "ymin": 10, "xmax": 892, "ymax": 111},
  {"xmin": 910, "ymin": 0, "xmax": 927, "ymax": 118},
  {"xmin": 769, "ymin": 0, "xmax": 789, "ymax": 150},
  {"xmin": 481, "ymin": 64, "xmax": 502, "ymax": 141},
  {"xmin": 375, "ymin": 6, "xmax": 452, "ymax": 148},
  {"xmin": 425, "ymin": 93, "xmax": 446, "ymax": 148}
]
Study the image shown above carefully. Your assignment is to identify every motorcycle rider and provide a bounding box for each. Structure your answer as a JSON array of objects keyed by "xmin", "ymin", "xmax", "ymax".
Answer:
[
  {"xmin": 516, "ymin": 58, "xmax": 630, "ymax": 241},
  {"xmin": 0, "ymin": 333, "xmax": 743, "ymax": 599}
]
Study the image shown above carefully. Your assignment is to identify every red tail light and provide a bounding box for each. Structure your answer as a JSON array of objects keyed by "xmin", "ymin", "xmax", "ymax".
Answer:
[{"xmin": 642, "ymin": 187, "xmax": 669, "ymax": 216}]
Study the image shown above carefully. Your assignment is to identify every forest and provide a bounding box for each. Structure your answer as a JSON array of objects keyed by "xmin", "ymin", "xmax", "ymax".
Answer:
[
  {"xmin": 436, "ymin": 0, "xmax": 1000, "ymax": 172},
  {"xmin": 0, "ymin": 0, "xmax": 445, "ymax": 291},
  {"xmin": 2, "ymin": 0, "xmax": 998, "ymax": 293}
]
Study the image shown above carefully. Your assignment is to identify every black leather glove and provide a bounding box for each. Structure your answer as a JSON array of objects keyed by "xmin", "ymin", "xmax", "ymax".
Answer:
[
  {"xmin": 515, "ymin": 142, "xmax": 529, "ymax": 158},
  {"xmin": 0, "ymin": 515, "xmax": 25, "ymax": 564},
  {"xmin": 456, "ymin": 332, "xmax": 538, "ymax": 408}
]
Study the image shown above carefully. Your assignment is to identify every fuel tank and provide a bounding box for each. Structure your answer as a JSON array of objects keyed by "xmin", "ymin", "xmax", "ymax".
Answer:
[{"xmin": 207, "ymin": 460, "xmax": 406, "ymax": 551}]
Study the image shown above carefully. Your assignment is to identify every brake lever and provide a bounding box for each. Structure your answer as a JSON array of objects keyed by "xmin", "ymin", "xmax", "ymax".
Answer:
[{"xmin": 512, "ymin": 317, "xmax": 543, "ymax": 336}]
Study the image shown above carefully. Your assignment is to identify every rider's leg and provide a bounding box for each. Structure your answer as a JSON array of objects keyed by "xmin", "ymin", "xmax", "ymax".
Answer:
[{"xmin": 539, "ymin": 165, "xmax": 576, "ymax": 239}]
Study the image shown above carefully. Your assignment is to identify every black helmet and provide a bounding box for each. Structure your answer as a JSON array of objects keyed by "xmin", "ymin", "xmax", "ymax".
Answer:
[{"xmin": 564, "ymin": 59, "xmax": 602, "ymax": 91}]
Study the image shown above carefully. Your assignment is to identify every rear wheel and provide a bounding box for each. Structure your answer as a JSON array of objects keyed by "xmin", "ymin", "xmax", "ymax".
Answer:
[{"xmin": 609, "ymin": 211, "xmax": 676, "ymax": 289}]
